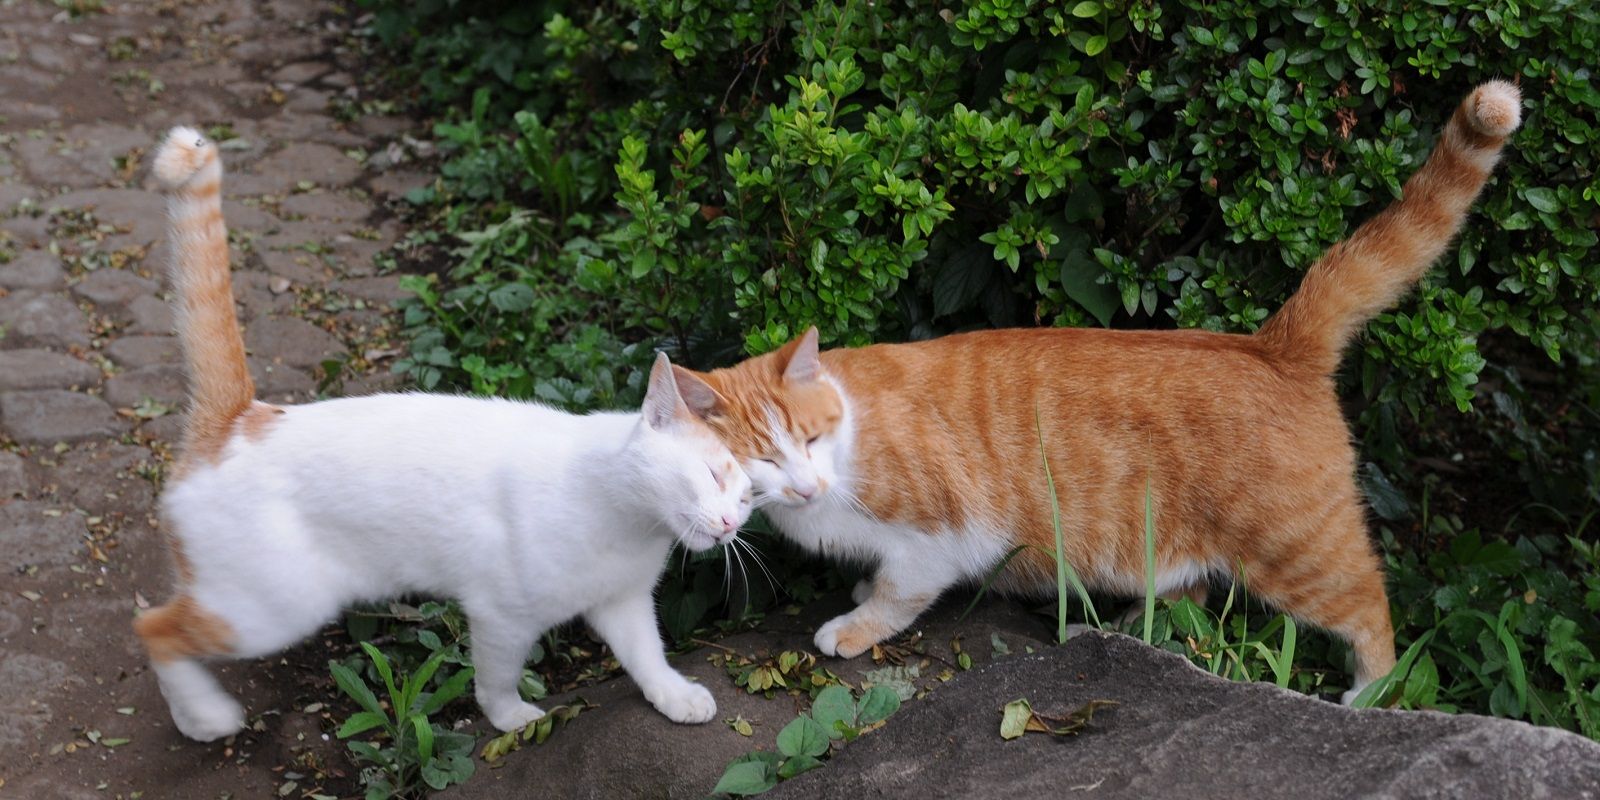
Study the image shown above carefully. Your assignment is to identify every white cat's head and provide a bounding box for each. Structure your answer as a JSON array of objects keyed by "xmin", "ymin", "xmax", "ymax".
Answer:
[{"xmin": 632, "ymin": 352, "xmax": 754, "ymax": 552}]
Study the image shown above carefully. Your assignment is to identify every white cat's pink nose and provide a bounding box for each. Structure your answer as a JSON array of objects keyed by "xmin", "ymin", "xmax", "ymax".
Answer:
[{"xmin": 719, "ymin": 515, "xmax": 739, "ymax": 533}]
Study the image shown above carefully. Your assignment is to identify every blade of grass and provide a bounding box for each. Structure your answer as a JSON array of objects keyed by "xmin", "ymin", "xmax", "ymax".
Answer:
[
  {"xmin": 1352, "ymin": 630, "xmax": 1435, "ymax": 708},
  {"xmin": 1142, "ymin": 477, "xmax": 1155, "ymax": 645},
  {"xmin": 1036, "ymin": 409, "xmax": 1100, "ymax": 638},
  {"xmin": 958, "ymin": 544, "xmax": 1029, "ymax": 622}
]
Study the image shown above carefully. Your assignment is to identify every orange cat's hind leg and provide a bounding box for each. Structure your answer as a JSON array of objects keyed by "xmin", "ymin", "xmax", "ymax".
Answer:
[
  {"xmin": 135, "ymin": 596, "xmax": 247, "ymax": 741},
  {"xmin": 1242, "ymin": 503, "xmax": 1396, "ymax": 705}
]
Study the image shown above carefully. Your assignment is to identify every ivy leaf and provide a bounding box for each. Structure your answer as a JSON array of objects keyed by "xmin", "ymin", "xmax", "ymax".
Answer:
[
  {"xmin": 713, "ymin": 754, "xmax": 779, "ymax": 796},
  {"xmin": 1359, "ymin": 462, "xmax": 1411, "ymax": 521},
  {"xmin": 488, "ymin": 283, "xmax": 535, "ymax": 312},
  {"xmin": 932, "ymin": 243, "xmax": 992, "ymax": 317},
  {"xmin": 776, "ymin": 716, "xmax": 830, "ymax": 758},
  {"xmin": 1523, "ymin": 187, "xmax": 1560, "ymax": 214},
  {"xmin": 1059, "ymin": 247, "xmax": 1119, "ymax": 327},
  {"xmin": 810, "ymin": 686, "xmax": 856, "ymax": 739},
  {"xmin": 855, "ymin": 686, "xmax": 902, "ymax": 725}
]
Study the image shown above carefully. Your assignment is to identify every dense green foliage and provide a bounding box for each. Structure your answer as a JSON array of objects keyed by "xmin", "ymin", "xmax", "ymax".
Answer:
[{"xmin": 356, "ymin": 0, "xmax": 1600, "ymax": 745}]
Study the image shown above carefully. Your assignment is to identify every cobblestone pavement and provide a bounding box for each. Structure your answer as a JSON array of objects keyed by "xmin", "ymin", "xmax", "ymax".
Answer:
[{"xmin": 1, "ymin": 1, "xmax": 431, "ymax": 795}]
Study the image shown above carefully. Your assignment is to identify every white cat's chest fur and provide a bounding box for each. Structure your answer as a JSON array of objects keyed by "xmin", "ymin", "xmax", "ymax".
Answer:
[{"xmin": 163, "ymin": 393, "xmax": 670, "ymax": 656}]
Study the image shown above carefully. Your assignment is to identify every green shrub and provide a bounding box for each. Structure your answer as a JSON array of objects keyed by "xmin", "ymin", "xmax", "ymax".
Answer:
[{"xmin": 360, "ymin": 0, "xmax": 1600, "ymax": 737}]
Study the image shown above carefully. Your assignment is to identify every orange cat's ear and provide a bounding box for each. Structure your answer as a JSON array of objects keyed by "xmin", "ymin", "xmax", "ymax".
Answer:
[
  {"xmin": 642, "ymin": 352, "xmax": 691, "ymax": 431},
  {"xmin": 671, "ymin": 365, "xmax": 725, "ymax": 419},
  {"xmin": 779, "ymin": 326, "xmax": 821, "ymax": 384}
]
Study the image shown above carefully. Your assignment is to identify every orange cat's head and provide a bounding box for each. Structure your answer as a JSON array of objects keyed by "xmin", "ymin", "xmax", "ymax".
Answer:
[{"xmin": 672, "ymin": 328, "xmax": 845, "ymax": 508}]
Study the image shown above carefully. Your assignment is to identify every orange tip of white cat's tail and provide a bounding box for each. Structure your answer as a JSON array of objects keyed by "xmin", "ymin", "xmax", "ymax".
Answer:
[
  {"xmin": 1467, "ymin": 81, "xmax": 1521, "ymax": 139},
  {"xmin": 152, "ymin": 126, "xmax": 220, "ymax": 191}
]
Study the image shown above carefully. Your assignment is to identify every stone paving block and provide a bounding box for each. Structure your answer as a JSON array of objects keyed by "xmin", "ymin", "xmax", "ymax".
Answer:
[
  {"xmin": 0, "ymin": 350, "xmax": 101, "ymax": 391},
  {"xmin": 125, "ymin": 294, "xmax": 174, "ymax": 335},
  {"xmin": 0, "ymin": 450, "xmax": 28, "ymax": 498},
  {"xmin": 0, "ymin": 292, "xmax": 91, "ymax": 348},
  {"xmin": 104, "ymin": 335, "xmax": 180, "ymax": 369},
  {"xmin": 0, "ymin": 250, "xmax": 66, "ymax": 290},
  {"xmin": 104, "ymin": 364, "xmax": 186, "ymax": 408},
  {"xmin": 242, "ymin": 142, "xmax": 364, "ymax": 194},
  {"xmin": 245, "ymin": 316, "xmax": 346, "ymax": 370},
  {"xmin": 279, "ymin": 191, "xmax": 368, "ymax": 222},
  {"xmin": 72, "ymin": 269, "xmax": 159, "ymax": 307},
  {"xmin": 0, "ymin": 390, "xmax": 125, "ymax": 444}
]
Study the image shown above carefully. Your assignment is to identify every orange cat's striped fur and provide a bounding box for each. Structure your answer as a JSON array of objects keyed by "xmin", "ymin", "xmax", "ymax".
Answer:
[{"xmin": 672, "ymin": 82, "xmax": 1522, "ymax": 702}]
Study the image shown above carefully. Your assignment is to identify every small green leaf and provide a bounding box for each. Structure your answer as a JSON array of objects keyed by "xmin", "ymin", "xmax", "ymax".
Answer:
[
  {"xmin": 776, "ymin": 716, "xmax": 830, "ymax": 758},
  {"xmin": 411, "ymin": 715, "xmax": 435, "ymax": 769},
  {"xmin": 778, "ymin": 754, "xmax": 824, "ymax": 779},
  {"xmin": 337, "ymin": 710, "xmax": 389, "ymax": 738},
  {"xmin": 712, "ymin": 759, "xmax": 778, "ymax": 796},
  {"xmin": 1070, "ymin": 0, "xmax": 1100, "ymax": 17},
  {"xmin": 855, "ymin": 686, "xmax": 902, "ymax": 725},
  {"xmin": 811, "ymin": 686, "xmax": 855, "ymax": 739},
  {"xmin": 329, "ymin": 661, "xmax": 384, "ymax": 718},
  {"xmin": 1523, "ymin": 187, "xmax": 1560, "ymax": 214},
  {"xmin": 1084, "ymin": 34, "xmax": 1108, "ymax": 56}
]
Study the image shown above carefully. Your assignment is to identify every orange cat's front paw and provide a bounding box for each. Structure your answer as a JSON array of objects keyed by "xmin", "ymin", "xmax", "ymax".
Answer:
[{"xmin": 814, "ymin": 613, "xmax": 890, "ymax": 659}]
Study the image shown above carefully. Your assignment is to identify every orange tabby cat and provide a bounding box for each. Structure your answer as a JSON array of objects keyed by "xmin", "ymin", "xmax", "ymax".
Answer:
[{"xmin": 670, "ymin": 82, "xmax": 1521, "ymax": 702}]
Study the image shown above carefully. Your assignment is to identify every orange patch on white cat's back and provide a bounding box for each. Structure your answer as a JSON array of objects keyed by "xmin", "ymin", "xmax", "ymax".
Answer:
[{"xmin": 134, "ymin": 595, "xmax": 235, "ymax": 664}]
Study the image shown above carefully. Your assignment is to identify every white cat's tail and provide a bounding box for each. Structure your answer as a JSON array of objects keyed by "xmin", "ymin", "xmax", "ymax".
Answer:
[{"xmin": 152, "ymin": 127, "xmax": 254, "ymax": 465}]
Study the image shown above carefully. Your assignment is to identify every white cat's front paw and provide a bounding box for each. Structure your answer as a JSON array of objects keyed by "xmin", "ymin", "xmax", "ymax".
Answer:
[
  {"xmin": 170, "ymin": 694, "xmax": 246, "ymax": 742},
  {"xmin": 647, "ymin": 680, "xmax": 716, "ymax": 724},
  {"xmin": 484, "ymin": 700, "xmax": 546, "ymax": 732}
]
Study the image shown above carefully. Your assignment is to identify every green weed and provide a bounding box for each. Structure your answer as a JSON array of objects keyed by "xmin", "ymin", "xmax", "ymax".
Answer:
[{"xmin": 330, "ymin": 644, "xmax": 477, "ymax": 799}]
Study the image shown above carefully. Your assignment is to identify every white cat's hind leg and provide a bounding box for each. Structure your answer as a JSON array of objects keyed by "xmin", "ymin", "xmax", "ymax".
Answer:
[
  {"xmin": 154, "ymin": 659, "xmax": 247, "ymax": 741},
  {"xmin": 135, "ymin": 597, "xmax": 247, "ymax": 741}
]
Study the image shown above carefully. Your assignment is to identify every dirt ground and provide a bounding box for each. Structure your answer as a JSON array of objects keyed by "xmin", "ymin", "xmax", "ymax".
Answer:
[{"xmin": 0, "ymin": 1, "xmax": 431, "ymax": 796}]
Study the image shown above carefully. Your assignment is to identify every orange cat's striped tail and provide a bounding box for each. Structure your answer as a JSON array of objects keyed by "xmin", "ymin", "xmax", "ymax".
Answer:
[
  {"xmin": 1257, "ymin": 81, "xmax": 1521, "ymax": 375},
  {"xmin": 152, "ymin": 127, "xmax": 254, "ymax": 463}
]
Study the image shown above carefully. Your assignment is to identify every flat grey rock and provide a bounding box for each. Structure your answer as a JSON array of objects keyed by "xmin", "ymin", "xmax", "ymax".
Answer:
[
  {"xmin": 269, "ymin": 60, "xmax": 332, "ymax": 85},
  {"xmin": 456, "ymin": 600, "xmax": 1053, "ymax": 800},
  {"xmin": 0, "ymin": 390, "xmax": 125, "ymax": 444},
  {"xmin": 0, "ymin": 292, "xmax": 91, "ymax": 348},
  {"xmin": 770, "ymin": 633, "xmax": 1600, "ymax": 800},
  {"xmin": 0, "ymin": 350, "xmax": 101, "ymax": 391},
  {"xmin": 0, "ymin": 250, "xmax": 66, "ymax": 290}
]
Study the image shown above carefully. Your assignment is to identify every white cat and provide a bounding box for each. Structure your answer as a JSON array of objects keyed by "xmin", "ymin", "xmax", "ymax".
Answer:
[{"xmin": 135, "ymin": 127, "xmax": 752, "ymax": 742}]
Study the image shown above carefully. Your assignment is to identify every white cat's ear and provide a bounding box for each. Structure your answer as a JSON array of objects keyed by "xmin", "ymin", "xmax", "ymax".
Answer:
[
  {"xmin": 672, "ymin": 365, "xmax": 725, "ymax": 420},
  {"xmin": 781, "ymin": 326, "xmax": 821, "ymax": 384},
  {"xmin": 643, "ymin": 352, "xmax": 690, "ymax": 431}
]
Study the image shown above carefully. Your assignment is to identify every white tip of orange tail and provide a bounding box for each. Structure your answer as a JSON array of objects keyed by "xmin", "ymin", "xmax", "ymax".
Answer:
[
  {"xmin": 152, "ymin": 126, "xmax": 220, "ymax": 191},
  {"xmin": 1466, "ymin": 81, "xmax": 1522, "ymax": 139}
]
